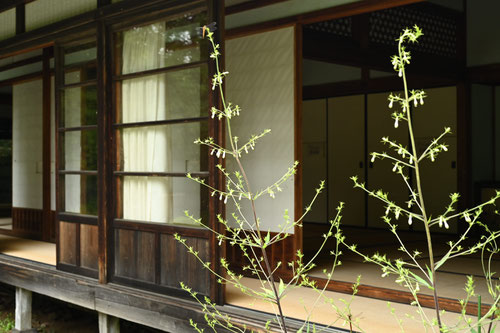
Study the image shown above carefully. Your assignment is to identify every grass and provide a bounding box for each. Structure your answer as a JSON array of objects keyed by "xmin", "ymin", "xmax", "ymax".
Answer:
[{"xmin": 0, "ymin": 312, "xmax": 14, "ymax": 333}]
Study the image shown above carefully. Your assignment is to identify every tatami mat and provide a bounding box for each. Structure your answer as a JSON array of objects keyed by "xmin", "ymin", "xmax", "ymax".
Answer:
[
  {"xmin": 305, "ymin": 226, "xmax": 500, "ymax": 303},
  {"xmin": 0, "ymin": 218, "xmax": 12, "ymax": 229},
  {"xmin": 0, "ymin": 234, "xmax": 56, "ymax": 265},
  {"xmin": 226, "ymin": 277, "xmax": 473, "ymax": 333}
]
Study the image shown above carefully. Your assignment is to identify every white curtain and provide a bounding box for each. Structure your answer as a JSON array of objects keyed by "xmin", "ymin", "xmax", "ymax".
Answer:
[
  {"xmin": 122, "ymin": 23, "xmax": 173, "ymax": 223},
  {"xmin": 64, "ymin": 74, "xmax": 82, "ymax": 213}
]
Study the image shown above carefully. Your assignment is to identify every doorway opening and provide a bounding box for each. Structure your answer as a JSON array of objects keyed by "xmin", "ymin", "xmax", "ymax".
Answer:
[
  {"xmin": 0, "ymin": 46, "xmax": 56, "ymax": 265},
  {"xmin": 299, "ymin": 1, "xmax": 497, "ymax": 309}
]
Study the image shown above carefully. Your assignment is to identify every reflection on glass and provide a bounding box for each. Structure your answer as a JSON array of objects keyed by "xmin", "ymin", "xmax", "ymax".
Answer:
[
  {"xmin": 62, "ymin": 84, "xmax": 97, "ymax": 127},
  {"xmin": 63, "ymin": 174, "xmax": 98, "ymax": 215},
  {"xmin": 65, "ymin": 65, "xmax": 97, "ymax": 84},
  {"xmin": 118, "ymin": 176, "xmax": 207, "ymax": 225},
  {"xmin": 0, "ymin": 62, "xmax": 43, "ymax": 81},
  {"xmin": 64, "ymin": 43, "xmax": 97, "ymax": 66},
  {"xmin": 118, "ymin": 65, "xmax": 208, "ymax": 123},
  {"xmin": 118, "ymin": 122, "xmax": 207, "ymax": 173},
  {"xmin": 116, "ymin": 11, "xmax": 207, "ymax": 75},
  {"xmin": 62, "ymin": 129, "xmax": 98, "ymax": 171}
]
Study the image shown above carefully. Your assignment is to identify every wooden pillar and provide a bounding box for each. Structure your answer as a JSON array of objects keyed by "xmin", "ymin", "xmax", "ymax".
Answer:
[
  {"xmin": 14, "ymin": 287, "xmax": 32, "ymax": 332},
  {"xmin": 42, "ymin": 47, "xmax": 52, "ymax": 242},
  {"xmin": 98, "ymin": 313, "xmax": 120, "ymax": 333}
]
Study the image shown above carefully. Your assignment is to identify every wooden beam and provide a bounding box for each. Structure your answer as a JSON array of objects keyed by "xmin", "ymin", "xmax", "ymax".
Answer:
[
  {"xmin": 207, "ymin": 0, "xmax": 226, "ymax": 306},
  {"xmin": 226, "ymin": 0, "xmax": 424, "ymax": 39},
  {"xmin": 225, "ymin": 0, "xmax": 287, "ymax": 15},
  {"xmin": 293, "ymin": 23, "xmax": 303, "ymax": 263},
  {"xmin": 0, "ymin": 0, "xmax": 34, "ymax": 13},
  {"xmin": 303, "ymin": 76, "xmax": 457, "ymax": 100},
  {"xmin": 467, "ymin": 64, "xmax": 500, "ymax": 84},
  {"xmin": 97, "ymin": 20, "xmax": 109, "ymax": 285},
  {"xmin": 15, "ymin": 4, "xmax": 25, "ymax": 35}
]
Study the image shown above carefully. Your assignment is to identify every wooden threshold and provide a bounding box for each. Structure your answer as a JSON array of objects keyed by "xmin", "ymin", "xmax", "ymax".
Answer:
[{"xmin": 312, "ymin": 276, "xmax": 487, "ymax": 317}]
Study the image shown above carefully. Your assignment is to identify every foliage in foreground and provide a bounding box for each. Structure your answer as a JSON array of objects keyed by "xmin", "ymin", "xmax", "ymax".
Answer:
[
  {"xmin": 177, "ymin": 24, "xmax": 500, "ymax": 333},
  {"xmin": 339, "ymin": 25, "xmax": 500, "ymax": 333},
  {"xmin": 176, "ymin": 25, "xmax": 353, "ymax": 333}
]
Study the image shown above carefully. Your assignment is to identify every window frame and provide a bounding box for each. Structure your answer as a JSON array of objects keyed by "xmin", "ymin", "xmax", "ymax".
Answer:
[
  {"xmin": 105, "ymin": 1, "xmax": 222, "ymax": 299},
  {"xmin": 54, "ymin": 29, "xmax": 100, "ymax": 278},
  {"xmin": 109, "ymin": 6, "xmax": 211, "ymax": 230}
]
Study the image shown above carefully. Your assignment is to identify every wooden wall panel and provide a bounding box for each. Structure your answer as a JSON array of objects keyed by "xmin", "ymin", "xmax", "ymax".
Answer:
[
  {"xmin": 226, "ymin": 232, "xmax": 294, "ymax": 279},
  {"xmin": 49, "ymin": 210, "xmax": 56, "ymax": 242},
  {"xmin": 59, "ymin": 221, "xmax": 77, "ymax": 265},
  {"xmin": 114, "ymin": 229, "xmax": 133, "ymax": 278},
  {"xmin": 80, "ymin": 224, "xmax": 98, "ymax": 270},
  {"xmin": 136, "ymin": 231, "xmax": 155, "ymax": 283},
  {"xmin": 114, "ymin": 229, "xmax": 155, "ymax": 283},
  {"xmin": 160, "ymin": 234, "xmax": 209, "ymax": 295},
  {"xmin": 12, "ymin": 207, "xmax": 43, "ymax": 235}
]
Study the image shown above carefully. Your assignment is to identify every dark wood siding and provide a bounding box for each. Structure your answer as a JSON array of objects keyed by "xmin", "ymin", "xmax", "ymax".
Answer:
[
  {"xmin": 227, "ymin": 232, "xmax": 295, "ymax": 279},
  {"xmin": 160, "ymin": 234, "xmax": 209, "ymax": 294},
  {"xmin": 80, "ymin": 224, "xmax": 98, "ymax": 270},
  {"xmin": 114, "ymin": 229, "xmax": 155, "ymax": 283},
  {"xmin": 113, "ymin": 227, "xmax": 210, "ymax": 296},
  {"xmin": 59, "ymin": 221, "xmax": 77, "ymax": 265},
  {"xmin": 12, "ymin": 207, "xmax": 43, "ymax": 236}
]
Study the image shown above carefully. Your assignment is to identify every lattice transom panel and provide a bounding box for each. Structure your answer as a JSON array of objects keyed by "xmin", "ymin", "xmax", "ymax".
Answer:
[
  {"xmin": 369, "ymin": 5, "xmax": 458, "ymax": 58},
  {"xmin": 305, "ymin": 17, "xmax": 352, "ymax": 38}
]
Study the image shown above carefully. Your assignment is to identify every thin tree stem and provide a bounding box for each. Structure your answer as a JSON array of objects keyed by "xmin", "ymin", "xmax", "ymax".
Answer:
[
  {"xmin": 399, "ymin": 39, "xmax": 442, "ymax": 329},
  {"xmin": 234, "ymin": 155, "xmax": 288, "ymax": 332}
]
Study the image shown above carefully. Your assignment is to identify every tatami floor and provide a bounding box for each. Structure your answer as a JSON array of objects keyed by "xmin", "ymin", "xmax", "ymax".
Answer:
[
  {"xmin": 226, "ymin": 277, "xmax": 473, "ymax": 333},
  {"xmin": 0, "ymin": 217, "xmax": 12, "ymax": 230},
  {"xmin": 306, "ymin": 228, "xmax": 500, "ymax": 304},
  {"xmin": 226, "ymin": 227, "xmax": 495, "ymax": 332},
  {"xmin": 0, "ymin": 234, "xmax": 55, "ymax": 265}
]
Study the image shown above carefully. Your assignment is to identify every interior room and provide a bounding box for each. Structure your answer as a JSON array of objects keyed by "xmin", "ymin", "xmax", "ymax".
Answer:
[
  {"xmin": 300, "ymin": 0, "xmax": 500, "ymax": 306},
  {"xmin": 0, "ymin": 47, "xmax": 57, "ymax": 265}
]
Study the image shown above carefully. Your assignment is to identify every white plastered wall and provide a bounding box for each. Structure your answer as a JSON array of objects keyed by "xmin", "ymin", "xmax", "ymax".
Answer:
[
  {"xmin": 12, "ymin": 74, "xmax": 55, "ymax": 210},
  {"xmin": 226, "ymin": 0, "xmax": 360, "ymax": 30},
  {"xmin": 0, "ymin": 9, "xmax": 15, "ymax": 41},
  {"xmin": 26, "ymin": 0, "xmax": 97, "ymax": 31},
  {"xmin": 13, "ymin": 80, "xmax": 43, "ymax": 209},
  {"xmin": 226, "ymin": 27, "xmax": 295, "ymax": 233}
]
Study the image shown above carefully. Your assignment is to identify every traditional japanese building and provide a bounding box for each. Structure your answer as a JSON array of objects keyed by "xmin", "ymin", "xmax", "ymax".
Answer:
[{"xmin": 0, "ymin": 0, "xmax": 498, "ymax": 332}]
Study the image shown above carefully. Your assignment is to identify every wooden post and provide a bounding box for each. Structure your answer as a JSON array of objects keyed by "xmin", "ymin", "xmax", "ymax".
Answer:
[
  {"xmin": 98, "ymin": 313, "xmax": 120, "ymax": 333},
  {"xmin": 42, "ymin": 46, "xmax": 52, "ymax": 242},
  {"xmin": 14, "ymin": 287, "xmax": 32, "ymax": 332}
]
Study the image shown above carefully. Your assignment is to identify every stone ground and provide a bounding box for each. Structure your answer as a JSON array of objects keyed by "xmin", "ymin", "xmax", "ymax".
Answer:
[{"xmin": 0, "ymin": 282, "xmax": 165, "ymax": 333}]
